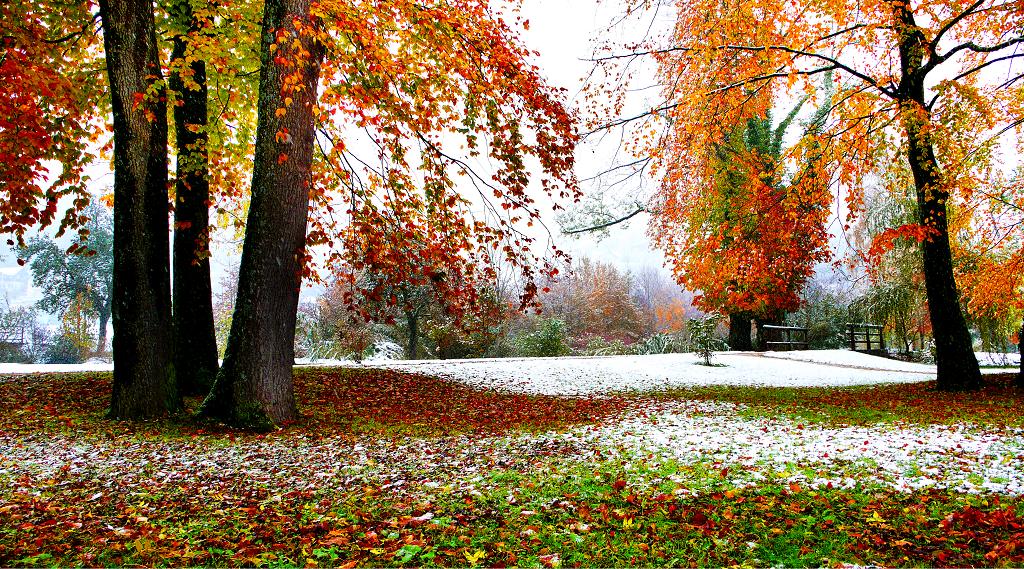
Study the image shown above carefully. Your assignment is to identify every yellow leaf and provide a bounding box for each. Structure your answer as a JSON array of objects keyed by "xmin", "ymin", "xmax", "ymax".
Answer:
[{"xmin": 464, "ymin": 549, "xmax": 485, "ymax": 565}]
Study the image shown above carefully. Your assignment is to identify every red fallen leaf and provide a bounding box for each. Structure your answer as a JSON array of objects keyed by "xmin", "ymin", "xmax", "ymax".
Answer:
[
  {"xmin": 612, "ymin": 479, "xmax": 626, "ymax": 492},
  {"xmin": 789, "ymin": 482, "xmax": 802, "ymax": 493},
  {"xmin": 689, "ymin": 511, "xmax": 709, "ymax": 526}
]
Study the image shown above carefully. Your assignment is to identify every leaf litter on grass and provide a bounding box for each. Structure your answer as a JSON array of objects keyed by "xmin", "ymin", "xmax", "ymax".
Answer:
[{"xmin": 2, "ymin": 366, "xmax": 1024, "ymax": 566}]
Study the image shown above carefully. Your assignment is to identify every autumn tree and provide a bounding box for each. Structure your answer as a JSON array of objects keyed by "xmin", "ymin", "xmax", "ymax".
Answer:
[
  {"xmin": 592, "ymin": 0, "xmax": 1023, "ymax": 390},
  {"xmin": 646, "ymin": 96, "xmax": 832, "ymax": 351},
  {"xmin": 199, "ymin": 0, "xmax": 578, "ymax": 429},
  {"xmin": 100, "ymin": 0, "xmax": 179, "ymax": 417},
  {"xmin": 540, "ymin": 257, "xmax": 643, "ymax": 345},
  {"xmin": 955, "ymin": 173, "xmax": 1024, "ymax": 384},
  {"xmin": 199, "ymin": 0, "xmax": 324, "ymax": 428},
  {"xmin": 167, "ymin": 0, "xmax": 219, "ymax": 396},
  {"xmin": 631, "ymin": 265, "xmax": 694, "ymax": 336}
]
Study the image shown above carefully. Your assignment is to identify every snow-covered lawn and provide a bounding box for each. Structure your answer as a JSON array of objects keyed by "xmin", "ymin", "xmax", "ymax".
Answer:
[
  {"xmin": 596, "ymin": 400, "xmax": 1024, "ymax": 495},
  {"xmin": 3, "ymin": 349, "xmax": 1017, "ymax": 395},
  {"xmin": 358, "ymin": 350, "xmax": 1016, "ymax": 396}
]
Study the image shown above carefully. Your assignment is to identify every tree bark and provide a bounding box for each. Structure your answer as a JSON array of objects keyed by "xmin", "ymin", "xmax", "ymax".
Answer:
[
  {"xmin": 406, "ymin": 312, "xmax": 419, "ymax": 360},
  {"xmin": 1017, "ymin": 317, "xmax": 1022, "ymax": 389},
  {"xmin": 101, "ymin": 0, "xmax": 179, "ymax": 418},
  {"xmin": 727, "ymin": 313, "xmax": 753, "ymax": 350},
  {"xmin": 96, "ymin": 302, "xmax": 110, "ymax": 354},
  {"xmin": 893, "ymin": 1, "xmax": 981, "ymax": 391},
  {"xmin": 169, "ymin": 0, "xmax": 219, "ymax": 396},
  {"xmin": 200, "ymin": 0, "xmax": 322, "ymax": 429}
]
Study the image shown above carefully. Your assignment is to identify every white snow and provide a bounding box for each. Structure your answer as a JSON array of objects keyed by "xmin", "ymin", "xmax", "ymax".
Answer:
[
  {"xmin": 580, "ymin": 400, "xmax": 1024, "ymax": 495},
  {"xmin": 976, "ymin": 351, "xmax": 1021, "ymax": 367},
  {"xmin": 359, "ymin": 350, "xmax": 1013, "ymax": 396},
  {"xmin": 0, "ymin": 361, "xmax": 114, "ymax": 374},
  {"xmin": 6, "ymin": 349, "xmax": 1017, "ymax": 395}
]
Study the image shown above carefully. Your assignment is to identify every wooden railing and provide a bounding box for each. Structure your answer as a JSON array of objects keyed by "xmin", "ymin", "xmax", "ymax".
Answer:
[
  {"xmin": 847, "ymin": 323, "xmax": 886, "ymax": 354},
  {"xmin": 761, "ymin": 325, "xmax": 809, "ymax": 351}
]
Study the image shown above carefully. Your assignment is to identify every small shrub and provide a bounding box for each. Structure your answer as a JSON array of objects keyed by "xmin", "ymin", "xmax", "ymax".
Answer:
[
  {"xmin": 0, "ymin": 342, "xmax": 31, "ymax": 363},
  {"xmin": 688, "ymin": 315, "xmax": 727, "ymax": 366},
  {"xmin": 576, "ymin": 336, "xmax": 631, "ymax": 356},
  {"xmin": 43, "ymin": 334, "xmax": 85, "ymax": 364},
  {"xmin": 513, "ymin": 318, "xmax": 571, "ymax": 357},
  {"xmin": 633, "ymin": 332, "xmax": 681, "ymax": 355}
]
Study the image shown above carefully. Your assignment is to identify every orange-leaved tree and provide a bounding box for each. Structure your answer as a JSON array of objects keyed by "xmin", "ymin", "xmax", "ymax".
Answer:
[
  {"xmin": 651, "ymin": 101, "xmax": 833, "ymax": 350},
  {"xmin": 954, "ymin": 174, "xmax": 1024, "ymax": 384},
  {"xmin": 199, "ymin": 0, "xmax": 579, "ymax": 428},
  {"xmin": 593, "ymin": 0, "xmax": 1023, "ymax": 390}
]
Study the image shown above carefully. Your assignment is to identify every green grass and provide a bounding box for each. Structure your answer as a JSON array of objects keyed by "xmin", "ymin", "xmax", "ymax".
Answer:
[
  {"xmin": 4, "ymin": 453, "xmax": 1023, "ymax": 567},
  {"xmin": 650, "ymin": 373, "xmax": 1024, "ymax": 428},
  {"xmin": 2, "ymin": 368, "xmax": 1023, "ymax": 566}
]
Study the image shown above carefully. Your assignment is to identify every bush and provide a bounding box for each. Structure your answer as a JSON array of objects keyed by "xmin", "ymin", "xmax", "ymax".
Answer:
[
  {"xmin": 513, "ymin": 318, "xmax": 571, "ymax": 358},
  {"xmin": 633, "ymin": 332, "xmax": 682, "ymax": 355},
  {"xmin": 0, "ymin": 342, "xmax": 31, "ymax": 363},
  {"xmin": 688, "ymin": 315, "xmax": 727, "ymax": 366},
  {"xmin": 43, "ymin": 334, "xmax": 85, "ymax": 364}
]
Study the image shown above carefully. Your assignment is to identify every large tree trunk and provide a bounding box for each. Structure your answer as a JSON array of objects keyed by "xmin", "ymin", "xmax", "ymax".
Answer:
[
  {"xmin": 169, "ymin": 0, "xmax": 219, "ymax": 396},
  {"xmin": 101, "ymin": 0, "xmax": 179, "ymax": 418},
  {"xmin": 727, "ymin": 313, "xmax": 752, "ymax": 350},
  {"xmin": 200, "ymin": 0, "xmax": 322, "ymax": 429},
  {"xmin": 893, "ymin": 2, "xmax": 981, "ymax": 392}
]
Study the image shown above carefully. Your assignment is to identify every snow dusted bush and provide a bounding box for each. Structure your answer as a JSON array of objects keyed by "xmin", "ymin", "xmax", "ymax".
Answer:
[{"xmin": 688, "ymin": 315, "xmax": 727, "ymax": 366}]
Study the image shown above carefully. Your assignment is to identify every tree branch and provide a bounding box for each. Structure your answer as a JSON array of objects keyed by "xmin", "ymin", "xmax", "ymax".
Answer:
[{"xmin": 563, "ymin": 205, "xmax": 647, "ymax": 235}]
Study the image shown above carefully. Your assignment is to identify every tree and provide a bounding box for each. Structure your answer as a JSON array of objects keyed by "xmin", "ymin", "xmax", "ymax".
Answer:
[
  {"xmin": 592, "ymin": 0, "xmax": 1023, "ymax": 390},
  {"xmin": 855, "ymin": 186, "xmax": 931, "ymax": 354},
  {"xmin": 200, "ymin": 0, "xmax": 577, "ymax": 428},
  {"xmin": 200, "ymin": 0, "xmax": 324, "ymax": 428},
  {"xmin": 22, "ymin": 202, "xmax": 114, "ymax": 353},
  {"xmin": 100, "ymin": 0, "xmax": 178, "ymax": 417},
  {"xmin": 631, "ymin": 265, "xmax": 694, "ymax": 336},
  {"xmin": 167, "ymin": 0, "xmax": 220, "ymax": 396},
  {"xmin": 539, "ymin": 257, "xmax": 644, "ymax": 346},
  {"xmin": 651, "ymin": 102, "xmax": 832, "ymax": 351}
]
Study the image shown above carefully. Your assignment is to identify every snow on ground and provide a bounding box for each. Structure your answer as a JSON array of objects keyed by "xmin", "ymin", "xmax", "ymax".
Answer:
[
  {"xmin": 0, "ymin": 361, "xmax": 114, "ymax": 374},
  {"xmin": 3, "ymin": 399, "xmax": 1022, "ymax": 499},
  {"xmin": 977, "ymin": 351, "xmax": 1022, "ymax": 367},
  {"xmin": 591, "ymin": 400, "xmax": 1024, "ymax": 495},
  {"xmin": 1, "ymin": 351, "xmax": 1021, "ymax": 499},
  {"xmin": 4, "ymin": 350, "xmax": 1017, "ymax": 394},
  {"xmin": 363, "ymin": 350, "xmax": 1009, "ymax": 396}
]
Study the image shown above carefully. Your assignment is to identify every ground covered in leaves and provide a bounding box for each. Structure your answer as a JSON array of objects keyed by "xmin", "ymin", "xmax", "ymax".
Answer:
[{"xmin": 2, "ymin": 367, "xmax": 1023, "ymax": 567}]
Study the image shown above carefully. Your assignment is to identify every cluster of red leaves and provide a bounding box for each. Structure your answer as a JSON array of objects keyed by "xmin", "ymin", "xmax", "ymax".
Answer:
[
  {"xmin": 305, "ymin": 0, "xmax": 579, "ymax": 318},
  {"xmin": 0, "ymin": 367, "xmax": 627, "ymax": 437},
  {"xmin": 295, "ymin": 367, "xmax": 628, "ymax": 436},
  {"xmin": 0, "ymin": 1, "xmax": 99, "ymax": 247}
]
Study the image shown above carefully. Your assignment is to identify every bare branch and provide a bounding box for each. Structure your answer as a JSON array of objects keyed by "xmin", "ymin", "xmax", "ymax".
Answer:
[{"xmin": 563, "ymin": 205, "xmax": 647, "ymax": 235}]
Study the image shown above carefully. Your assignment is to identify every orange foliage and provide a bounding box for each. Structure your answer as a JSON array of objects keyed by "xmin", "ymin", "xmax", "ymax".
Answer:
[
  {"xmin": 0, "ymin": 1, "xmax": 101, "ymax": 247},
  {"xmin": 301, "ymin": 0, "xmax": 579, "ymax": 315}
]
